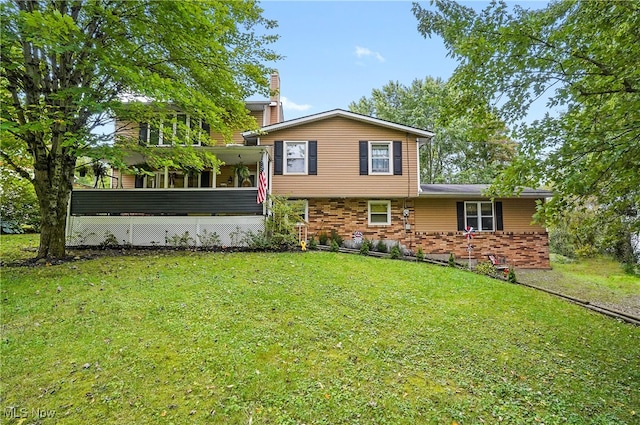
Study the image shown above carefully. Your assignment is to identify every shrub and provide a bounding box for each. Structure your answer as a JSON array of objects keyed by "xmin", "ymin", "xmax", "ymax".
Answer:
[
  {"xmin": 359, "ymin": 239, "xmax": 370, "ymax": 255},
  {"xmin": 308, "ymin": 236, "xmax": 318, "ymax": 250},
  {"xmin": 376, "ymin": 240, "xmax": 387, "ymax": 253},
  {"xmin": 507, "ymin": 269, "xmax": 517, "ymax": 283},
  {"xmin": 197, "ymin": 229, "xmax": 222, "ymax": 248},
  {"xmin": 448, "ymin": 252, "xmax": 456, "ymax": 267},
  {"xmin": 475, "ymin": 261, "xmax": 497, "ymax": 277},
  {"xmin": 318, "ymin": 231, "xmax": 329, "ymax": 245},
  {"xmin": 416, "ymin": 247, "xmax": 424, "ymax": 261},
  {"xmin": 330, "ymin": 229, "xmax": 343, "ymax": 247},
  {"xmin": 390, "ymin": 244, "xmax": 401, "ymax": 259},
  {"xmin": 166, "ymin": 231, "xmax": 196, "ymax": 248},
  {"xmin": 101, "ymin": 231, "xmax": 119, "ymax": 247},
  {"xmin": 330, "ymin": 239, "xmax": 339, "ymax": 252}
]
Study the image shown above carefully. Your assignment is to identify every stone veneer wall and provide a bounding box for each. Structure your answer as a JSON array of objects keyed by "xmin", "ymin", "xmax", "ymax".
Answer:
[{"xmin": 306, "ymin": 198, "xmax": 550, "ymax": 269}]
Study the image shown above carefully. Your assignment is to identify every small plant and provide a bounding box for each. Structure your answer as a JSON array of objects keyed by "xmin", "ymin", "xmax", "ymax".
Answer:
[
  {"xmin": 330, "ymin": 239, "xmax": 339, "ymax": 252},
  {"xmin": 475, "ymin": 261, "xmax": 497, "ymax": 277},
  {"xmin": 101, "ymin": 231, "xmax": 119, "ymax": 248},
  {"xmin": 308, "ymin": 236, "xmax": 318, "ymax": 250},
  {"xmin": 318, "ymin": 231, "xmax": 329, "ymax": 246},
  {"xmin": 416, "ymin": 247, "xmax": 424, "ymax": 261},
  {"xmin": 507, "ymin": 268, "xmax": 517, "ymax": 283},
  {"xmin": 359, "ymin": 239, "xmax": 370, "ymax": 255},
  {"xmin": 376, "ymin": 240, "xmax": 387, "ymax": 253},
  {"xmin": 242, "ymin": 230, "xmax": 272, "ymax": 249},
  {"xmin": 448, "ymin": 252, "xmax": 456, "ymax": 267},
  {"xmin": 390, "ymin": 244, "xmax": 401, "ymax": 259},
  {"xmin": 229, "ymin": 226, "xmax": 244, "ymax": 246},
  {"xmin": 330, "ymin": 229, "xmax": 343, "ymax": 247},
  {"xmin": 197, "ymin": 229, "xmax": 222, "ymax": 248},
  {"xmin": 166, "ymin": 231, "xmax": 196, "ymax": 248}
]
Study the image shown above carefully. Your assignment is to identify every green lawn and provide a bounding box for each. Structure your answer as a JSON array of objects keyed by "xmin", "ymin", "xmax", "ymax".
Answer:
[{"xmin": 1, "ymin": 236, "xmax": 639, "ymax": 424}]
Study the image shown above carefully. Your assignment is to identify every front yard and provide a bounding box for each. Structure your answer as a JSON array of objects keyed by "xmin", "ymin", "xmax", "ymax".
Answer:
[{"xmin": 1, "ymin": 235, "xmax": 639, "ymax": 424}]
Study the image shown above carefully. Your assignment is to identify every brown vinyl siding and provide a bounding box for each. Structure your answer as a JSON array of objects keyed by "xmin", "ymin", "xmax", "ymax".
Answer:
[
  {"xmin": 260, "ymin": 116, "xmax": 419, "ymax": 198},
  {"xmin": 414, "ymin": 197, "xmax": 545, "ymax": 233}
]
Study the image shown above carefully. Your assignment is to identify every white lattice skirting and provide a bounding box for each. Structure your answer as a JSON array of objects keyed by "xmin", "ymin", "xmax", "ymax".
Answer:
[{"xmin": 66, "ymin": 216, "xmax": 266, "ymax": 247}]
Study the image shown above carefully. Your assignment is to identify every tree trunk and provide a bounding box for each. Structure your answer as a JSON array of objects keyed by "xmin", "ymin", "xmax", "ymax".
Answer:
[{"xmin": 33, "ymin": 152, "xmax": 76, "ymax": 260}]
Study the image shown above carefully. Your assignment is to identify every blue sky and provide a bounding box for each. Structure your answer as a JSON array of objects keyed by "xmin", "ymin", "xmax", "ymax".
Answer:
[{"xmin": 257, "ymin": 0, "xmax": 549, "ymax": 121}]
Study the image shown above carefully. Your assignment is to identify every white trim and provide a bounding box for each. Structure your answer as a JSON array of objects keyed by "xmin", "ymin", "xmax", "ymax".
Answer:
[
  {"xmin": 283, "ymin": 141, "xmax": 308, "ymax": 175},
  {"xmin": 464, "ymin": 201, "xmax": 495, "ymax": 232},
  {"xmin": 242, "ymin": 109, "xmax": 435, "ymax": 139},
  {"xmin": 368, "ymin": 200, "xmax": 391, "ymax": 226},
  {"xmin": 368, "ymin": 141, "xmax": 393, "ymax": 175}
]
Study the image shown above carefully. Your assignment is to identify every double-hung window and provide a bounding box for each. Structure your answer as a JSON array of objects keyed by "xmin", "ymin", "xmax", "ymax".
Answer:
[
  {"xmin": 369, "ymin": 142, "xmax": 392, "ymax": 174},
  {"xmin": 465, "ymin": 201, "xmax": 494, "ymax": 231},
  {"xmin": 285, "ymin": 141, "xmax": 308, "ymax": 174},
  {"xmin": 368, "ymin": 200, "xmax": 391, "ymax": 226}
]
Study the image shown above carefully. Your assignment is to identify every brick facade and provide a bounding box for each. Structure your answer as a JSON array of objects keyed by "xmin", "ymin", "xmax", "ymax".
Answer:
[{"xmin": 306, "ymin": 198, "xmax": 550, "ymax": 269}]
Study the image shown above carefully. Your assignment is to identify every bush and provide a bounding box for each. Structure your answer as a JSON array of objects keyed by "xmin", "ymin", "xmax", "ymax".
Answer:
[
  {"xmin": 197, "ymin": 229, "xmax": 222, "ymax": 248},
  {"xmin": 330, "ymin": 239, "xmax": 339, "ymax": 252},
  {"xmin": 475, "ymin": 261, "xmax": 497, "ymax": 277},
  {"xmin": 448, "ymin": 252, "xmax": 456, "ymax": 267},
  {"xmin": 507, "ymin": 269, "xmax": 517, "ymax": 283},
  {"xmin": 308, "ymin": 236, "xmax": 318, "ymax": 250},
  {"xmin": 416, "ymin": 247, "xmax": 424, "ymax": 261},
  {"xmin": 359, "ymin": 239, "xmax": 370, "ymax": 255},
  {"xmin": 330, "ymin": 229, "xmax": 343, "ymax": 247},
  {"xmin": 390, "ymin": 244, "xmax": 401, "ymax": 259},
  {"xmin": 318, "ymin": 231, "xmax": 329, "ymax": 245},
  {"xmin": 376, "ymin": 240, "xmax": 387, "ymax": 253}
]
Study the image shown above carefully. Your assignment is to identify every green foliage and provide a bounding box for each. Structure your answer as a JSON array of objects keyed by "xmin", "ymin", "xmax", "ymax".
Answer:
[
  {"xmin": 329, "ymin": 229, "xmax": 343, "ymax": 247},
  {"xmin": 165, "ymin": 231, "xmax": 196, "ymax": 249},
  {"xmin": 349, "ymin": 77, "xmax": 515, "ymax": 184},
  {"xmin": 330, "ymin": 239, "xmax": 340, "ymax": 252},
  {"xmin": 389, "ymin": 244, "xmax": 402, "ymax": 259},
  {"xmin": 475, "ymin": 261, "xmax": 497, "ymax": 277},
  {"xmin": 100, "ymin": 232, "xmax": 119, "ymax": 248},
  {"xmin": 507, "ymin": 269, "xmax": 517, "ymax": 284},
  {"xmin": 318, "ymin": 232, "xmax": 329, "ymax": 246},
  {"xmin": 308, "ymin": 236, "xmax": 318, "ymax": 250},
  {"xmin": 416, "ymin": 247, "xmax": 425, "ymax": 261},
  {"xmin": 448, "ymin": 252, "xmax": 457, "ymax": 267},
  {"xmin": 197, "ymin": 229, "xmax": 222, "ymax": 248},
  {"xmin": 413, "ymin": 0, "xmax": 640, "ymax": 238},
  {"xmin": 359, "ymin": 239, "xmax": 370, "ymax": 256},
  {"xmin": 376, "ymin": 240, "xmax": 388, "ymax": 253},
  {"xmin": 265, "ymin": 196, "xmax": 306, "ymax": 249},
  {"xmin": 0, "ymin": 0, "xmax": 280, "ymax": 258},
  {"xmin": 0, "ymin": 167, "xmax": 40, "ymax": 233}
]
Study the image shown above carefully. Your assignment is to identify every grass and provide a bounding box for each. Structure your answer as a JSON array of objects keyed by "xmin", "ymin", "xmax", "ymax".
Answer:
[{"xmin": 1, "ymin": 235, "xmax": 639, "ymax": 424}]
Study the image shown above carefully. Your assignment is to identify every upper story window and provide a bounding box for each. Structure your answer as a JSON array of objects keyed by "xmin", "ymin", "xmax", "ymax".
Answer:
[
  {"xmin": 285, "ymin": 141, "xmax": 308, "ymax": 174},
  {"xmin": 465, "ymin": 201, "xmax": 494, "ymax": 231},
  {"xmin": 359, "ymin": 141, "xmax": 402, "ymax": 176},
  {"xmin": 370, "ymin": 142, "xmax": 392, "ymax": 174},
  {"xmin": 139, "ymin": 113, "xmax": 209, "ymax": 146}
]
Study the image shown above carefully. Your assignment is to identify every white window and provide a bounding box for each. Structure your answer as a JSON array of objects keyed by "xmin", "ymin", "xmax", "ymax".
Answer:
[
  {"xmin": 465, "ymin": 201, "xmax": 494, "ymax": 231},
  {"xmin": 140, "ymin": 113, "xmax": 206, "ymax": 146},
  {"xmin": 284, "ymin": 141, "xmax": 308, "ymax": 174},
  {"xmin": 369, "ymin": 141, "xmax": 392, "ymax": 174},
  {"xmin": 368, "ymin": 200, "xmax": 391, "ymax": 226}
]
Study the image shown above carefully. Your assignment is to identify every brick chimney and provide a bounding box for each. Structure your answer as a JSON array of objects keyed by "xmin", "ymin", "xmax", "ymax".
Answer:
[{"xmin": 269, "ymin": 71, "xmax": 283, "ymax": 124}]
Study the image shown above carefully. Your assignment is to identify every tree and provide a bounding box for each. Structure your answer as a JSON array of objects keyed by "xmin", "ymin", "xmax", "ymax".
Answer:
[
  {"xmin": 1, "ymin": 0, "xmax": 280, "ymax": 259},
  {"xmin": 349, "ymin": 77, "xmax": 514, "ymax": 183},
  {"xmin": 413, "ymin": 0, "xmax": 640, "ymax": 237}
]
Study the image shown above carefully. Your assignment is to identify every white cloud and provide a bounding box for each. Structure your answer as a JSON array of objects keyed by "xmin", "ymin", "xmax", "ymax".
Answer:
[
  {"xmin": 281, "ymin": 96, "xmax": 312, "ymax": 112},
  {"xmin": 355, "ymin": 46, "xmax": 385, "ymax": 62}
]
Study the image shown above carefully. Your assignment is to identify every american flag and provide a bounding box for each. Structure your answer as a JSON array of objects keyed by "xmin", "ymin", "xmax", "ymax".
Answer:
[{"xmin": 257, "ymin": 160, "xmax": 267, "ymax": 204}]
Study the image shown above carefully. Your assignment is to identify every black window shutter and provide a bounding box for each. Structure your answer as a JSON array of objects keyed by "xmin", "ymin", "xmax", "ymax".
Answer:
[
  {"xmin": 134, "ymin": 175, "xmax": 144, "ymax": 188},
  {"xmin": 359, "ymin": 141, "xmax": 368, "ymax": 175},
  {"xmin": 274, "ymin": 141, "xmax": 283, "ymax": 175},
  {"xmin": 138, "ymin": 122, "xmax": 148, "ymax": 145},
  {"xmin": 456, "ymin": 202, "xmax": 465, "ymax": 231},
  {"xmin": 495, "ymin": 201, "xmax": 504, "ymax": 231},
  {"xmin": 393, "ymin": 141, "xmax": 402, "ymax": 175},
  {"xmin": 308, "ymin": 140, "xmax": 317, "ymax": 175}
]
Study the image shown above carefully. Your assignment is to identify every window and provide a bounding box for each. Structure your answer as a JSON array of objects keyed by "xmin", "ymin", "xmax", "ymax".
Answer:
[
  {"xmin": 285, "ymin": 141, "xmax": 307, "ymax": 174},
  {"xmin": 369, "ymin": 142, "xmax": 392, "ymax": 174},
  {"xmin": 139, "ymin": 113, "xmax": 208, "ymax": 146},
  {"xmin": 368, "ymin": 200, "xmax": 391, "ymax": 225},
  {"xmin": 465, "ymin": 201, "xmax": 494, "ymax": 231}
]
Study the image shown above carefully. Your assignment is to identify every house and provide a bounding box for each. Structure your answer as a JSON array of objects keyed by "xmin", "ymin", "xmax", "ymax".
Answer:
[{"xmin": 67, "ymin": 72, "xmax": 551, "ymax": 268}]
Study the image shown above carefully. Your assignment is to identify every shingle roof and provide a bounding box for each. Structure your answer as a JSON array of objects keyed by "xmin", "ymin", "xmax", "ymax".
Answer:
[
  {"xmin": 241, "ymin": 109, "xmax": 435, "ymax": 139},
  {"xmin": 419, "ymin": 184, "xmax": 552, "ymax": 198}
]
